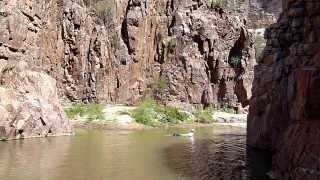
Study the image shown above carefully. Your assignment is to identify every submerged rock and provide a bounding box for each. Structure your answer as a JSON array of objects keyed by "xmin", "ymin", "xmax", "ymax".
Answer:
[{"xmin": 0, "ymin": 61, "xmax": 73, "ymax": 140}]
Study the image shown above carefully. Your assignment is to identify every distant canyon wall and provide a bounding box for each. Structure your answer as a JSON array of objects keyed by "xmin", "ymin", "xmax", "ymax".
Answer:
[{"xmin": 0, "ymin": 0, "xmax": 256, "ymax": 109}]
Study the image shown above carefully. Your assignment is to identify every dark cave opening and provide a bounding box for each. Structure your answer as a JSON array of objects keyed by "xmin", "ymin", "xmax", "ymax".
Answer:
[{"xmin": 228, "ymin": 30, "xmax": 245, "ymax": 69}]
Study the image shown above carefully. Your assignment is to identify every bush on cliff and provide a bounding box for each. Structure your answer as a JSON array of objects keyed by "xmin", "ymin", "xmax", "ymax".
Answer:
[
  {"xmin": 84, "ymin": 0, "xmax": 115, "ymax": 27},
  {"xmin": 151, "ymin": 76, "xmax": 167, "ymax": 97},
  {"xmin": 208, "ymin": 0, "xmax": 225, "ymax": 9}
]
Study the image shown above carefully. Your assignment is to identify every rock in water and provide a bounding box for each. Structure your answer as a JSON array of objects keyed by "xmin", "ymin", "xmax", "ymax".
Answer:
[{"xmin": 0, "ymin": 61, "xmax": 73, "ymax": 140}]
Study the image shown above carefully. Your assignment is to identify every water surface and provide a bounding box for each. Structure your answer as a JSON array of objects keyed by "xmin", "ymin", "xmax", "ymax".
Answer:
[{"xmin": 0, "ymin": 125, "xmax": 270, "ymax": 180}]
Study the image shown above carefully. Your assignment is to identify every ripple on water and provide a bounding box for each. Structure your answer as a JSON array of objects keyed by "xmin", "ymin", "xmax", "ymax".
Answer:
[{"xmin": 163, "ymin": 129, "xmax": 270, "ymax": 180}]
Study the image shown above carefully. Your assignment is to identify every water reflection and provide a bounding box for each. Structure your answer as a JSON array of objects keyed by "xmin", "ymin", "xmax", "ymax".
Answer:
[
  {"xmin": 0, "ymin": 136, "xmax": 72, "ymax": 180},
  {"xmin": 164, "ymin": 127, "xmax": 271, "ymax": 180},
  {"xmin": 0, "ymin": 126, "xmax": 271, "ymax": 180}
]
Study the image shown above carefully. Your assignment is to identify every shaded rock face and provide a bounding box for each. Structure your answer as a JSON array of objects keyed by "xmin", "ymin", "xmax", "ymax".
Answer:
[
  {"xmin": 0, "ymin": 61, "xmax": 73, "ymax": 140},
  {"xmin": 248, "ymin": 0, "xmax": 320, "ymax": 179},
  {"xmin": 0, "ymin": 0, "xmax": 255, "ymax": 109}
]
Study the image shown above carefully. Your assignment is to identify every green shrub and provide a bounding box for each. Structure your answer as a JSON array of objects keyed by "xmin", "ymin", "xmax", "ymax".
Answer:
[
  {"xmin": 132, "ymin": 99, "xmax": 158, "ymax": 126},
  {"xmin": 64, "ymin": 104, "xmax": 105, "ymax": 121},
  {"xmin": 158, "ymin": 106, "xmax": 189, "ymax": 124},
  {"xmin": 151, "ymin": 76, "xmax": 167, "ymax": 95},
  {"xmin": 85, "ymin": 0, "xmax": 115, "ymax": 27},
  {"xmin": 131, "ymin": 99, "xmax": 189, "ymax": 126},
  {"xmin": 229, "ymin": 56, "xmax": 242, "ymax": 68},
  {"xmin": 208, "ymin": 0, "xmax": 225, "ymax": 9},
  {"xmin": 110, "ymin": 32, "xmax": 120, "ymax": 49},
  {"xmin": 167, "ymin": 37, "xmax": 177, "ymax": 49},
  {"xmin": 193, "ymin": 107, "xmax": 215, "ymax": 124}
]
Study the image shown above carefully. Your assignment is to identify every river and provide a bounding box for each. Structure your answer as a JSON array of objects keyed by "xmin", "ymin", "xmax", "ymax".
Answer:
[{"xmin": 0, "ymin": 125, "xmax": 271, "ymax": 180}]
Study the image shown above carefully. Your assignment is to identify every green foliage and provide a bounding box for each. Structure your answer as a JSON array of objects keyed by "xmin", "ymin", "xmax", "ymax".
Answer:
[
  {"xmin": 213, "ymin": 104, "xmax": 236, "ymax": 114},
  {"xmin": 167, "ymin": 37, "xmax": 177, "ymax": 49},
  {"xmin": 151, "ymin": 76, "xmax": 167, "ymax": 95},
  {"xmin": 131, "ymin": 99, "xmax": 189, "ymax": 126},
  {"xmin": 84, "ymin": 0, "xmax": 115, "ymax": 27},
  {"xmin": 229, "ymin": 56, "xmax": 242, "ymax": 68},
  {"xmin": 254, "ymin": 34, "xmax": 266, "ymax": 62},
  {"xmin": 157, "ymin": 106, "xmax": 190, "ymax": 124},
  {"xmin": 208, "ymin": 0, "xmax": 225, "ymax": 9},
  {"xmin": 132, "ymin": 99, "xmax": 158, "ymax": 126},
  {"xmin": 64, "ymin": 104, "xmax": 105, "ymax": 121},
  {"xmin": 110, "ymin": 32, "xmax": 120, "ymax": 49},
  {"xmin": 193, "ymin": 107, "xmax": 215, "ymax": 124}
]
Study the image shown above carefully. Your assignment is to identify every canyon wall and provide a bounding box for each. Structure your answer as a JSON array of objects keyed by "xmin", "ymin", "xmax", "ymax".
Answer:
[
  {"xmin": 0, "ymin": 0, "xmax": 256, "ymax": 109},
  {"xmin": 248, "ymin": 0, "xmax": 320, "ymax": 179}
]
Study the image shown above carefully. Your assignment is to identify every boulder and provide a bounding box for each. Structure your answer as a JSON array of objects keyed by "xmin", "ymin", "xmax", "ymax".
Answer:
[{"xmin": 0, "ymin": 61, "xmax": 73, "ymax": 140}]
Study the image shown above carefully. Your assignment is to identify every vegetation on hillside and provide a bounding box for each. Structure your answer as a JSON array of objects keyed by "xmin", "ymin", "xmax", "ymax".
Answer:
[
  {"xmin": 229, "ymin": 56, "xmax": 242, "ymax": 68},
  {"xmin": 64, "ymin": 104, "xmax": 105, "ymax": 121},
  {"xmin": 83, "ymin": 0, "xmax": 115, "ymax": 27},
  {"xmin": 151, "ymin": 76, "xmax": 168, "ymax": 97},
  {"xmin": 208, "ymin": 0, "xmax": 225, "ymax": 8}
]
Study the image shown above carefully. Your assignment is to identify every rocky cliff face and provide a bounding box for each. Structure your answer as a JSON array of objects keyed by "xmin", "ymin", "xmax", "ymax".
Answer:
[
  {"xmin": 0, "ymin": 0, "xmax": 255, "ymax": 109},
  {"xmin": 213, "ymin": 0, "xmax": 282, "ymax": 28},
  {"xmin": 0, "ymin": 60, "xmax": 73, "ymax": 140},
  {"xmin": 248, "ymin": 0, "xmax": 320, "ymax": 179},
  {"xmin": 248, "ymin": 0, "xmax": 282, "ymax": 28}
]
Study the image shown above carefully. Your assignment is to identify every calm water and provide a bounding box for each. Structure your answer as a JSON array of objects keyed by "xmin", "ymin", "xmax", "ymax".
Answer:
[{"xmin": 0, "ymin": 126, "xmax": 271, "ymax": 180}]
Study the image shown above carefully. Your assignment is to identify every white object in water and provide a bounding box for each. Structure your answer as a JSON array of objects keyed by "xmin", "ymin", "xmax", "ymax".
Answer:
[{"xmin": 174, "ymin": 129, "xmax": 195, "ymax": 137}]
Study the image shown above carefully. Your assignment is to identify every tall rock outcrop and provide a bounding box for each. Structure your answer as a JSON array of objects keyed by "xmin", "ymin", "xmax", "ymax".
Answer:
[
  {"xmin": 0, "ymin": 61, "xmax": 73, "ymax": 140},
  {"xmin": 0, "ymin": 0, "xmax": 255, "ymax": 109},
  {"xmin": 248, "ymin": 0, "xmax": 320, "ymax": 179}
]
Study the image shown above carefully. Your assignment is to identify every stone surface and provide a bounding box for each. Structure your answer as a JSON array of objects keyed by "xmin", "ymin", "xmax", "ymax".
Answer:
[
  {"xmin": 214, "ymin": 112, "xmax": 247, "ymax": 123},
  {"xmin": 248, "ymin": 0, "xmax": 320, "ymax": 179},
  {"xmin": 0, "ymin": 60, "xmax": 73, "ymax": 140},
  {"xmin": 0, "ymin": 0, "xmax": 256, "ymax": 110},
  {"xmin": 210, "ymin": 0, "xmax": 282, "ymax": 28},
  {"xmin": 248, "ymin": 0, "xmax": 282, "ymax": 28}
]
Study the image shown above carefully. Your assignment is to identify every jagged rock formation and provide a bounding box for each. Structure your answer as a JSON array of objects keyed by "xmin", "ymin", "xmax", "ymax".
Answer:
[
  {"xmin": 0, "ymin": 61, "xmax": 73, "ymax": 140},
  {"xmin": 0, "ymin": 0, "xmax": 255, "ymax": 110},
  {"xmin": 248, "ymin": 0, "xmax": 282, "ymax": 28},
  {"xmin": 248, "ymin": 0, "xmax": 320, "ymax": 179},
  {"xmin": 212, "ymin": 0, "xmax": 282, "ymax": 28}
]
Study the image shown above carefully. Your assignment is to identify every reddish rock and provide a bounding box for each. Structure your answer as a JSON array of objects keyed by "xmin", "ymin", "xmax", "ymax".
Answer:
[
  {"xmin": 248, "ymin": 0, "xmax": 320, "ymax": 179},
  {"xmin": 0, "ymin": 61, "xmax": 73, "ymax": 140},
  {"xmin": 0, "ymin": 0, "xmax": 255, "ymax": 109}
]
